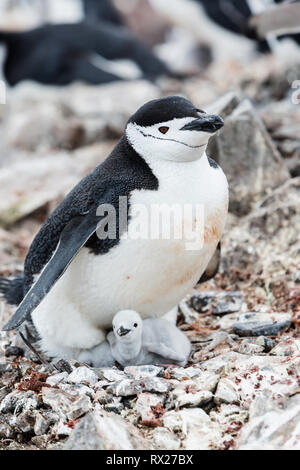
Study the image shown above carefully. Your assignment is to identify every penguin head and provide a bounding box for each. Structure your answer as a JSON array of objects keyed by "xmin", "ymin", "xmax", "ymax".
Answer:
[
  {"xmin": 112, "ymin": 310, "xmax": 143, "ymax": 343},
  {"xmin": 126, "ymin": 96, "xmax": 223, "ymax": 163}
]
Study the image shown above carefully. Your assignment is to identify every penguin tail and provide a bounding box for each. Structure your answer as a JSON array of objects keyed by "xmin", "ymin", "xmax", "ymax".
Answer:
[{"xmin": 0, "ymin": 274, "xmax": 25, "ymax": 306}]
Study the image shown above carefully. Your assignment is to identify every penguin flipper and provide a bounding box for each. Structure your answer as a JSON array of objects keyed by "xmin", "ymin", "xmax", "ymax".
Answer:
[
  {"xmin": 146, "ymin": 342, "xmax": 185, "ymax": 363},
  {"xmin": 2, "ymin": 209, "xmax": 109, "ymax": 331}
]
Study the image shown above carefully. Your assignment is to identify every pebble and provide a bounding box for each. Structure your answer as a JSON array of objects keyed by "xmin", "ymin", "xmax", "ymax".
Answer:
[
  {"xmin": 125, "ymin": 365, "xmax": 163, "ymax": 379},
  {"xmin": 42, "ymin": 387, "xmax": 92, "ymax": 421},
  {"xmin": 214, "ymin": 378, "xmax": 240, "ymax": 405},
  {"xmin": 190, "ymin": 291, "xmax": 244, "ymax": 315},
  {"xmin": 106, "ymin": 377, "xmax": 170, "ymax": 397},
  {"xmin": 134, "ymin": 392, "xmax": 165, "ymax": 425},
  {"xmin": 68, "ymin": 366, "xmax": 98, "ymax": 386},
  {"xmin": 152, "ymin": 428, "xmax": 181, "ymax": 450},
  {"xmin": 233, "ymin": 312, "xmax": 292, "ymax": 337}
]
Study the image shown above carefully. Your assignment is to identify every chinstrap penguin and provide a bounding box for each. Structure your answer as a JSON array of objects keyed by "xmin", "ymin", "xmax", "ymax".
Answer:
[
  {"xmin": 78, "ymin": 310, "xmax": 191, "ymax": 367},
  {"xmin": 1, "ymin": 96, "xmax": 228, "ymax": 361}
]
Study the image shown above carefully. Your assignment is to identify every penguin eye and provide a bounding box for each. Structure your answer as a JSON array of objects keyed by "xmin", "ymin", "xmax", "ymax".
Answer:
[
  {"xmin": 134, "ymin": 323, "xmax": 138, "ymax": 328},
  {"xmin": 159, "ymin": 126, "xmax": 169, "ymax": 134}
]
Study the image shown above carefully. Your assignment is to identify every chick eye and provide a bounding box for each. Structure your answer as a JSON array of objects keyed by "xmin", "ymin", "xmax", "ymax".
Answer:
[
  {"xmin": 159, "ymin": 126, "xmax": 169, "ymax": 134},
  {"xmin": 134, "ymin": 323, "xmax": 138, "ymax": 328}
]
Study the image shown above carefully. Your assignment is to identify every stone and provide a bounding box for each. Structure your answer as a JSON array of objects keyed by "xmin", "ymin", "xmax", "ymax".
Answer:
[
  {"xmin": 67, "ymin": 366, "xmax": 99, "ymax": 386},
  {"xmin": 64, "ymin": 407, "xmax": 152, "ymax": 450},
  {"xmin": 163, "ymin": 408, "xmax": 223, "ymax": 450},
  {"xmin": 106, "ymin": 377, "xmax": 170, "ymax": 397},
  {"xmin": 170, "ymin": 386, "xmax": 213, "ymax": 409},
  {"xmin": 134, "ymin": 392, "xmax": 165, "ymax": 426},
  {"xmin": 34, "ymin": 411, "xmax": 57, "ymax": 436},
  {"xmin": 0, "ymin": 416, "xmax": 16, "ymax": 439},
  {"xmin": 212, "ymin": 99, "xmax": 289, "ymax": 215},
  {"xmin": 42, "ymin": 387, "xmax": 92, "ymax": 421},
  {"xmin": 178, "ymin": 300, "xmax": 198, "ymax": 324},
  {"xmin": 237, "ymin": 392, "xmax": 300, "ymax": 450},
  {"xmin": 152, "ymin": 427, "xmax": 181, "ymax": 450},
  {"xmin": 210, "ymin": 404, "xmax": 248, "ymax": 429},
  {"xmin": 95, "ymin": 368, "xmax": 126, "ymax": 382},
  {"xmin": 270, "ymin": 337, "xmax": 300, "ymax": 356},
  {"xmin": 255, "ymin": 336, "xmax": 276, "ymax": 352},
  {"xmin": 233, "ymin": 312, "xmax": 292, "ymax": 337},
  {"xmin": 190, "ymin": 291, "xmax": 244, "ymax": 315},
  {"xmin": 46, "ymin": 372, "xmax": 68, "ymax": 387},
  {"xmin": 238, "ymin": 339, "xmax": 265, "ymax": 355},
  {"xmin": 0, "ymin": 390, "xmax": 40, "ymax": 414},
  {"xmin": 164, "ymin": 366, "xmax": 202, "ymax": 381},
  {"xmin": 125, "ymin": 365, "xmax": 163, "ymax": 379},
  {"xmin": 214, "ymin": 378, "xmax": 240, "ymax": 405},
  {"xmin": 11, "ymin": 410, "xmax": 37, "ymax": 434}
]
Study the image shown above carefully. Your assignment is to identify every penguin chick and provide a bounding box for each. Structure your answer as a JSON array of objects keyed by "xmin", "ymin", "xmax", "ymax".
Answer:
[{"xmin": 107, "ymin": 310, "xmax": 191, "ymax": 367}]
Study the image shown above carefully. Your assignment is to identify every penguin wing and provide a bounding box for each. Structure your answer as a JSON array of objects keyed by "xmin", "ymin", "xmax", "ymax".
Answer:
[
  {"xmin": 145, "ymin": 342, "xmax": 185, "ymax": 363},
  {"xmin": 3, "ymin": 206, "xmax": 112, "ymax": 331}
]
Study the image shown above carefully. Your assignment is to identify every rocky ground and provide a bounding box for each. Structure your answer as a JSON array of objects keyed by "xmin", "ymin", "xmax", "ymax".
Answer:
[{"xmin": 0, "ymin": 53, "xmax": 300, "ymax": 450}]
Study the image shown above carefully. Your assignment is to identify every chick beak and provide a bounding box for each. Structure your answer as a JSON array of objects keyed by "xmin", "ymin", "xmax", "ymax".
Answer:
[
  {"xmin": 117, "ymin": 326, "xmax": 131, "ymax": 337},
  {"xmin": 180, "ymin": 114, "xmax": 224, "ymax": 133}
]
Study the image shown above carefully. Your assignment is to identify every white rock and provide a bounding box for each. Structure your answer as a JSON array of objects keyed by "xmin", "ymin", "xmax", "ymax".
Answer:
[
  {"xmin": 42, "ymin": 387, "xmax": 92, "ymax": 421},
  {"xmin": 125, "ymin": 365, "xmax": 163, "ymax": 379},
  {"xmin": 214, "ymin": 378, "xmax": 240, "ymax": 405},
  {"xmin": 68, "ymin": 366, "xmax": 98, "ymax": 386},
  {"xmin": 237, "ymin": 392, "xmax": 300, "ymax": 450},
  {"xmin": 46, "ymin": 372, "xmax": 68, "ymax": 387},
  {"xmin": 152, "ymin": 427, "xmax": 181, "ymax": 450},
  {"xmin": 163, "ymin": 408, "xmax": 223, "ymax": 450},
  {"xmin": 64, "ymin": 406, "xmax": 153, "ymax": 450},
  {"xmin": 134, "ymin": 392, "xmax": 165, "ymax": 424}
]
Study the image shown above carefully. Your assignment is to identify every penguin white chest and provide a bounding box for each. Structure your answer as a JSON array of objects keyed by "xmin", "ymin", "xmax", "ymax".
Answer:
[{"xmin": 66, "ymin": 154, "xmax": 228, "ymax": 326}]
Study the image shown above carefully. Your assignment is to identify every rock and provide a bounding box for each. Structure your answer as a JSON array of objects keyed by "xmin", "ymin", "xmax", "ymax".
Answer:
[
  {"xmin": 152, "ymin": 427, "xmax": 181, "ymax": 450},
  {"xmin": 34, "ymin": 411, "xmax": 56, "ymax": 436},
  {"xmin": 0, "ymin": 416, "xmax": 16, "ymax": 439},
  {"xmin": 58, "ymin": 382, "xmax": 94, "ymax": 399},
  {"xmin": 214, "ymin": 378, "xmax": 240, "ymax": 405},
  {"xmin": 164, "ymin": 366, "xmax": 202, "ymax": 381},
  {"xmin": 270, "ymin": 337, "xmax": 300, "ymax": 356},
  {"xmin": 95, "ymin": 368, "xmax": 126, "ymax": 382},
  {"xmin": 52, "ymin": 420, "xmax": 72, "ymax": 438},
  {"xmin": 125, "ymin": 365, "xmax": 163, "ymax": 379},
  {"xmin": 233, "ymin": 312, "xmax": 292, "ymax": 337},
  {"xmin": 64, "ymin": 407, "xmax": 152, "ymax": 450},
  {"xmin": 42, "ymin": 387, "xmax": 92, "ymax": 421},
  {"xmin": 46, "ymin": 371, "xmax": 68, "ymax": 387},
  {"xmin": 255, "ymin": 336, "xmax": 276, "ymax": 352},
  {"xmin": 237, "ymin": 392, "xmax": 300, "ymax": 450},
  {"xmin": 170, "ymin": 386, "xmax": 213, "ymax": 409},
  {"xmin": 206, "ymin": 353, "xmax": 300, "ymax": 410},
  {"xmin": 31, "ymin": 435, "xmax": 49, "ymax": 449},
  {"xmin": 212, "ymin": 99, "xmax": 289, "ymax": 215},
  {"xmin": 178, "ymin": 300, "xmax": 198, "ymax": 324},
  {"xmin": 68, "ymin": 366, "xmax": 98, "ymax": 386},
  {"xmin": 210, "ymin": 404, "xmax": 248, "ymax": 429},
  {"xmin": 163, "ymin": 408, "xmax": 223, "ymax": 450},
  {"xmin": 0, "ymin": 390, "xmax": 40, "ymax": 414},
  {"xmin": 237, "ymin": 339, "xmax": 265, "ymax": 355},
  {"xmin": 106, "ymin": 377, "xmax": 170, "ymax": 397},
  {"xmin": 190, "ymin": 291, "xmax": 244, "ymax": 315},
  {"xmin": 12, "ymin": 410, "xmax": 36, "ymax": 434},
  {"xmin": 134, "ymin": 392, "xmax": 165, "ymax": 426}
]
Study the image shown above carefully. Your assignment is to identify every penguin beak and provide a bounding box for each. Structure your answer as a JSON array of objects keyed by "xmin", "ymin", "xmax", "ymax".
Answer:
[
  {"xmin": 180, "ymin": 114, "xmax": 224, "ymax": 133},
  {"xmin": 117, "ymin": 326, "xmax": 131, "ymax": 336}
]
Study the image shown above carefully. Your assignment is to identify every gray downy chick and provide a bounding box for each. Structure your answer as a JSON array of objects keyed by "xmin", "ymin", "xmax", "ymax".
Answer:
[{"xmin": 108, "ymin": 310, "xmax": 191, "ymax": 367}]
